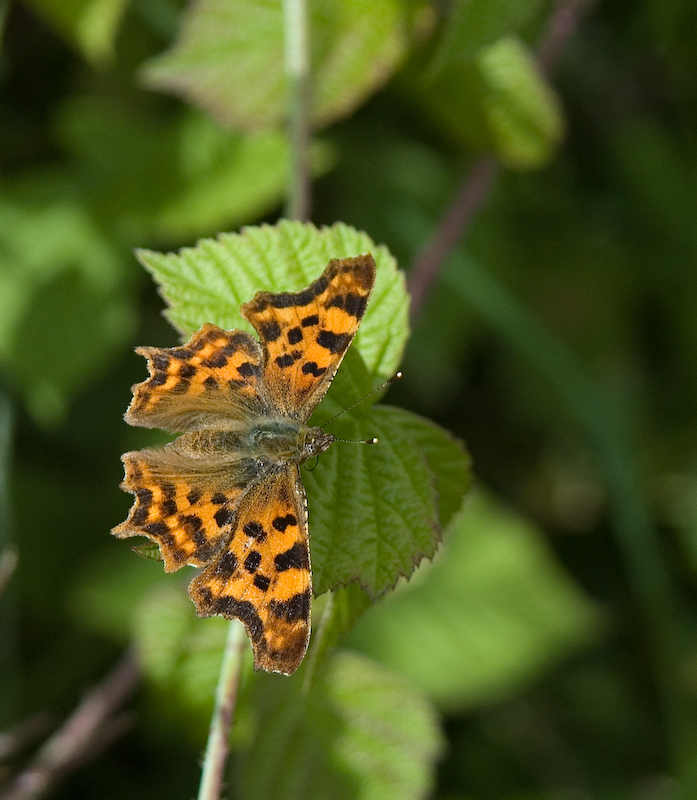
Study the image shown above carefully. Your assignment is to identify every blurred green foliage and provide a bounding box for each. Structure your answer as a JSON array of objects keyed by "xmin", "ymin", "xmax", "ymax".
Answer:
[{"xmin": 1, "ymin": 0, "xmax": 697, "ymax": 798}]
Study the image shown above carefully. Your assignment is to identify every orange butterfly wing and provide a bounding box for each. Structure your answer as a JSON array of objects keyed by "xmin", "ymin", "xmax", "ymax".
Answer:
[
  {"xmin": 242, "ymin": 254, "xmax": 376, "ymax": 420},
  {"xmin": 189, "ymin": 465, "xmax": 311, "ymax": 675}
]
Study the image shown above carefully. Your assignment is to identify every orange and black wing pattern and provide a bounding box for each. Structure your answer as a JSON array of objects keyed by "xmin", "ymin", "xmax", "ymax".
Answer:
[
  {"xmin": 126, "ymin": 323, "xmax": 265, "ymax": 432},
  {"xmin": 189, "ymin": 465, "xmax": 311, "ymax": 675},
  {"xmin": 242, "ymin": 254, "xmax": 376, "ymax": 420}
]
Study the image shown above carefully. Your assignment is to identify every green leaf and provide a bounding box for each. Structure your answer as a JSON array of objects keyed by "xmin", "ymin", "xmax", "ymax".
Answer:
[
  {"xmin": 55, "ymin": 97, "xmax": 311, "ymax": 242},
  {"xmin": 416, "ymin": 36, "xmax": 565, "ymax": 168},
  {"xmin": 305, "ymin": 406, "xmax": 436, "ymax": 597},
  {"xmin": 476, "ymin": 36, "xmax": 565, "ymax": 167},
  {"xmin": 431, "ymin": 0, "xmax": 547, "ymax": 65},
  {"xmin": 136, "ymin": 220, "xmax": 410, "ymax": 379},
  {"xmin": 0, "ymin": 196, "xmax": 135, "ymax": 426},
  {"xmin": 306, "ymin": 403, "xmax": 472, "ymax": 597},
  {"xmin": 24, "ymin": 0, "xmax": 131, "ymax": 64},
  {"xmin": 348, "ymin": 490, "xmax": 600, "ymax": 709},
  {"xmin": 142, "ymin": 0, "xmax": 425, "ymax": 130},
  {"xmin": 392, "ymin": 406, "xmax": 473, "ymax": 530},
  {"xmin": 133, "ymin": 584, "xmax": 235, "ymax": 732},
  {"xmin": 236, "ymin": 651, "xmax": 443, "ymax": 800}
]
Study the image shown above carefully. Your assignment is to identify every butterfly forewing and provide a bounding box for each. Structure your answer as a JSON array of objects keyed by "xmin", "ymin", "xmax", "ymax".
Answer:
[
  {"xmin": 126, "ymin": 323, "xmax": 266, "ymax": 432},
  {"xmin": 189, "ymin": 465, "xmax": 311, "ymax": 675},
  {"xmin": 242, "ymin": 254, "xmax": 376, "ymax": 421}
]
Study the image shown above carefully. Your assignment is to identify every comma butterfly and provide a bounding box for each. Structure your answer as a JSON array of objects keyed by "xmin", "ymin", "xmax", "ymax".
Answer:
[{"xmin": 112, "ymin": 254, "xmax": 376, "ymax": 674}]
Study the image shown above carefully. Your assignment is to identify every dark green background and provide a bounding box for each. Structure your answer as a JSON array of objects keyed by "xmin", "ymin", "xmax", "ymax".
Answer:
[{"xmin": 1, "ymin": 0, "xmax": 696, "ymax": 798}]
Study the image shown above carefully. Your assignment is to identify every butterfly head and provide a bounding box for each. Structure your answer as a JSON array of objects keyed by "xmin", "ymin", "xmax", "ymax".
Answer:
[{"xmin": 300, "ymin": 426, "xmax": 335, "ymax": 462}]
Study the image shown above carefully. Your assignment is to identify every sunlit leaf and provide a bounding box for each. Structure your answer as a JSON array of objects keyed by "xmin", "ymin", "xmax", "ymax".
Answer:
[
  {"xmin": 348, "ymin": 490, "xmax": 600, "ymax": 709},
  {"xmin": 142, "ymin": 0, "xmax": 427, "ymax": 130},
  {"xmin": 237, "ymin": 651, "xmax": 443, "ymax": 800}
]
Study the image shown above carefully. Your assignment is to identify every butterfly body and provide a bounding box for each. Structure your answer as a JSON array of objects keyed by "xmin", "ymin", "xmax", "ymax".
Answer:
[{"xmin": 113, "ymin": 254, "xmax": 376, "ymax": 674}]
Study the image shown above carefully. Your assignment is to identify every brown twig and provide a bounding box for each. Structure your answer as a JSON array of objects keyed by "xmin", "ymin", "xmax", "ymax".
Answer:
[
  {"xmin": 408, "ymin": 156, "xmax": 498, "ymax": 319},
  {"xmin": 0, "ymin": 651, "xmax": 139, "ymax": 800},
  {"xmin": 537, "ymin": 0, "xmax": 595, "ymax": 76},
  {"xmin": 407, "ymin": 0, "xmax": 593, "ymax": 319}
]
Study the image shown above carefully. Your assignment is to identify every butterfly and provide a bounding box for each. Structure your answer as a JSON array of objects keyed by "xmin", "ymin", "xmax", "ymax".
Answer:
[{"xmin": 112, "ymin": 254, "xmax": 376, "ymax": 674}]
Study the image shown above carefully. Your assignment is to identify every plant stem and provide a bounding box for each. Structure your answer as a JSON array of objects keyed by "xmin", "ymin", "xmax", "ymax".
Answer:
[
  {"xmin": 283, "ymin": 0, "xmax": 311, "ymax": 221},
  {"xmin": 197, "ymin": 621, "xmax": 246, "ymax": 800}
]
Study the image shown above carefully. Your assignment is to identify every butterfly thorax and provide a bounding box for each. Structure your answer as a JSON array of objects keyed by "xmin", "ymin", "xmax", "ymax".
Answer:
[
  {"xmin": 248, "ymin": 418, "xmax": 335, "ymax": 464},
  {"xmin": 176, "ymin": 418, "xmax": 334, "ymax": 466}
]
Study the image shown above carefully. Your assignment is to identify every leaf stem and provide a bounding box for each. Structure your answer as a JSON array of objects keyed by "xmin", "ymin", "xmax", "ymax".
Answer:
[
  {"xmin": 283, "ymin": 0, "xmax": 312, "ymax": 220},
  {"xmin": 197, "ymin": 620, "xmax": 246, "ymax": 800}
]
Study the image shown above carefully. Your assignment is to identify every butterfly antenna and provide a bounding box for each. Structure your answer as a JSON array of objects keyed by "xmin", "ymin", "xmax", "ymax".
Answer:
[{"xmin": 322, "ymin": 372, "xmax": 402, "ymax": 444}]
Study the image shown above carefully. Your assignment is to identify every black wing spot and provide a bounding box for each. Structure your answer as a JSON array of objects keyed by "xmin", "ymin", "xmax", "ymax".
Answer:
[
  {"xmin": 144, "ymin": 521, "xmax": 168, "ymax": 537},
  {"xmin": 273, "ymin": 514, "xmax": 298, "ymax": 532},
  {"xmin": 216, "ymin": 551, "xmax": 238, "ymax": 578},
  {"xmin": 316, "ymin": 330, "xmax": 351, "ymax": 354},
  {"xmin": 162, "ymin": 499, "xmax": 177, "ymax": 517},
  {"xmin": 301, "ymin": 361, "xmax": 326, "ymax": 377},
  {"xmin": 274, "ymin": 542, "xmax": 309, "ymax": 572},
  {"xmin": 253, "ymin": 574, "xmax": 270, "ymax": 592},
  {"xmin": 301, "ymin": 314, "xmax": 319, "ymax": 327},
  {"xmin": 244, "ymin": 551, "xmax": 262, "ymax": 573},
  {"xmin": 202, "ymin": 353, "xmax": 228, "ymax": 369},
  {"xmin": 131, "ymin": 505, "xmax": 148, "ymax": 525},
  {"xmin": 150, "ymin": 372, "xmax": 168, "ymax": 386},
  {"xmin": 243, "ymin": 521, "xmax": 266, "ymax": 541},
  {"xmin": 287, "ymin": 327, "xmax": 303, "ymax": 345},
  {"xmin": 276, "ymin": 353, "xmax": 295, "ymax": 368},
  {"xmin": 238, "ymin": 362, "xmax": 261, "ymax": 378},
  {"xmin": 136, "ymin": 488, "xmax": 153, "ymax": 507},
  {"xmin": 214, "ymin": 508, "xmax": 234, "ymax": 528},
  {"xmin": 152, "ymin": 354, "xmax": 169, "ymax": 371},
  {"xmin": 269, "ymin": 590, "xmax": 310, "ymax": 623},
  {"xmin": 259, "ymin": 321, "xmax": 282, "ymax": 342},
  {"xmin": 171, "ymin": 348, "xmax": 194, "ymax": 360}
]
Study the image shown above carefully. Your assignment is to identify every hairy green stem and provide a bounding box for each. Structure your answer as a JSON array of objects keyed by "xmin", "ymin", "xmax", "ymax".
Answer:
[
  {"xmin": 283, "ymin": 0, "xmax": 311, "ymax": 220},
  {"xmin": 197, "ymin": 621, "xmax": 246, "ymax": 800}
]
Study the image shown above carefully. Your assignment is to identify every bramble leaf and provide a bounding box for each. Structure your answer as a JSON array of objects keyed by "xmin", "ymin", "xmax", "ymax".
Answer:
[
  {"xmin": 237, "ymin": 651, "xmax": 443, "ymax": 800},
  {"xmin": 142, "ymin": 0, "xmax": 426, "ymax": 130}
]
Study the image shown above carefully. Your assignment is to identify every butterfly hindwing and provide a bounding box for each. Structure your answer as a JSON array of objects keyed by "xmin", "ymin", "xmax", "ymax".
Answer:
[
  {"xmin": 189, "ymin": 465, "xmax": 311, "ymax": 675},
  {"xmin": 241, "ymin": 254, "xmax": 376, "ymax": 421},
  {"xmin": 112, "ymin": 442, "xmax": 259, "ymax": 571}
]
